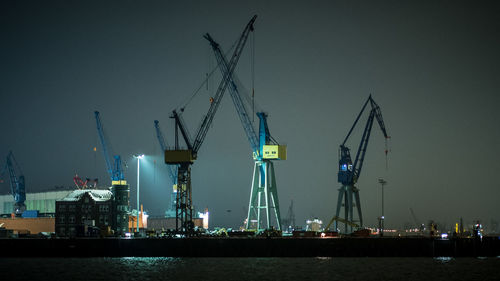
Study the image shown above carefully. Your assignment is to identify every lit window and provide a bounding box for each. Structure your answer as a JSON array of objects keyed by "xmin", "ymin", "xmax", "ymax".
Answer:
[{"xmin": 342, "ymin": 164, "xmax": 347, "ymax": 171}]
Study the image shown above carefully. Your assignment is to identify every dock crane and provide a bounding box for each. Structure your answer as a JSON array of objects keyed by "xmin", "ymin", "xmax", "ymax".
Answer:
[
  {"xmin": 205, "ymin": 32, "xmax": 286, "ymax": 231},
  {"xmin": 154, "ymin": 120, "xmax": 177, "ymax": 213},
  {"xmin": 1, "ymin": 151, "xmax": 26, "ymax": 214},
  {"xmin": 94, "ymin": 111, "xmax": 126, "ymax": 185},
  {"xmin": 164, "ymin": 15, "xmax": 257, "ymax": 233},
  {"xmin": 332, "ymin": 95, "xmax": 389, "ymax": 233}
]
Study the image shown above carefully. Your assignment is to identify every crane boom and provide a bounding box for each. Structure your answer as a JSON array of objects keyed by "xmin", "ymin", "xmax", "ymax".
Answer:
[
  {"xmin": 94, "ymin": 111, "xmax": 124, "ymax": 183},
  {"xmin": 204, "ymin": 33, "xmax": 260, "ymax": 156},
  {"xmin": 191, "ymin": 15, "xmax": 257, "ymax": 154},
  {"xmin": 338, "ymin": 95, "xmax": 389, "ymax": 185},
  {"xmin": 205, "ymin": 32, "xmax": 284, "ymax": 162}
]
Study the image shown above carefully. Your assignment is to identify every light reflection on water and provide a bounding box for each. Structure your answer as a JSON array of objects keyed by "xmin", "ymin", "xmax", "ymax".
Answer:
[{"xmin": 2, "ymin": 257, "xmax": 500, "ymax": 281}]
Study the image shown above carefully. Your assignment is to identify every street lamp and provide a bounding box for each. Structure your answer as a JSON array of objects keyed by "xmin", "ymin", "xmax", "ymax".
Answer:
[
  {"xmin": 134, "ymin": 154, "xmax": 144, "ymax": 233},
  {"xmin": 378, "ymin": 178, "xmax": 387, "ymax": 237}
]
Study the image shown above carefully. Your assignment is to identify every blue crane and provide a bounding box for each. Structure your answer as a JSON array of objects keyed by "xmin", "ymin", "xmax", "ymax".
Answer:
[
  {"xmin": 204, "ymin": 33, "xmax": 286, "ymax": 231},
  {"xmin": 94, "ymin": 111, "xmax": 125, "ymax": 185},
  {"xmin": 1, "ymin": 151, "xmax": 26, "ymax": 214},
  {"xmin": 333, "ymin": 95, "xmax": 389, "ymax": 233},
  {"xmin": 164, "ymin": 15, "xmax": 257, "ymax": 233}
]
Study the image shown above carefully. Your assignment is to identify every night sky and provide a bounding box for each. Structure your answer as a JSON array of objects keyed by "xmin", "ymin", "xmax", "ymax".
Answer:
[{"xmin": 1, "ymin": 0, "xmax": 499, "ymax": 231}]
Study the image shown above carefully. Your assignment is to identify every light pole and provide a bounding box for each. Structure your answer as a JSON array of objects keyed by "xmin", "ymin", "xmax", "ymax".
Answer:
[
  {"xmin": 134, "ymin": 154, "xmax": 144, "ymax": 233},
  {"xmin": 378, "ymin": 178, "xmax": 387, "ymax": 237}
]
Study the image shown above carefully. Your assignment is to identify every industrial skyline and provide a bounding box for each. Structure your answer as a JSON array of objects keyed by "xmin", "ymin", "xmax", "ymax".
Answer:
[{"xmin": 1, "ymin": 0, "xmax": 499, "ymax": 231}]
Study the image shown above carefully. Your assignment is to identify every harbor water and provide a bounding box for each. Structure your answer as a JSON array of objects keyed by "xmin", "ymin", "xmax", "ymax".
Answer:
[{"xmin": 1, "ymin": 257, "xmax": 500, "ymax": 281}]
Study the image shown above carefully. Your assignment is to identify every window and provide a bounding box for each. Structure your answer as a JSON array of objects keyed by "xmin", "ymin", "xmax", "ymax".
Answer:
[
  {"xmin": 68, "ymin": 205, "xmax": 76, "ymax": 212},
  {"xmin": 58, "ymin": 204, "xmax": 66, "ymax": 212},
  {"xmin": 68, "ymin": 215, "xmax": 75, "ymax": 224},
  {"xmin": 58, "ymin": 216, "xmax": 65, "ymax": 223}
]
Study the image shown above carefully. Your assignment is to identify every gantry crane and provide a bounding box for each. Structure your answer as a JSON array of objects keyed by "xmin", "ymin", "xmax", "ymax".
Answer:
[
  {"xmin": 205, "ymin": 32, "xmax": 286, "ymax": 231},
  {"xmin": 164, "ymin": 15, "xmax": 257, "ymax": 233},
  {"xmin": 332, "ymin": 95, "xmax": 389, "ymax": 233},
  {"xmin": 94, "ymin": 111, "xmax": 126, "ymax": 185},
  {"xmin": 154, "ymin": 120, "xmax": 177, "ymax": 213},
  {"xmin": 1, "ymin": 151, "xmax": 26, "ymax": 214}
]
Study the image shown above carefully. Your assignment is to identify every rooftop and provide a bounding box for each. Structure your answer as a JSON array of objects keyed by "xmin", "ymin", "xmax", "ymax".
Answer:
[{"xmin": 60, "ymin": 189, "xmax": 113, "ymax": 202}]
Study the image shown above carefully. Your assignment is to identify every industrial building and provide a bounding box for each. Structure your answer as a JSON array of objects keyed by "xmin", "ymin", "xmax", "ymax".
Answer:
[{"xmin": 0, "ymin": 189, "xmax": 73, "ymax": 216}]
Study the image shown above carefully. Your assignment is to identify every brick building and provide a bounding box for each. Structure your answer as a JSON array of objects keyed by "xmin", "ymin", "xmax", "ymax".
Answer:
[{"xmin": 55, "ymin": 189, "xmax": 113, "ymax": 237}]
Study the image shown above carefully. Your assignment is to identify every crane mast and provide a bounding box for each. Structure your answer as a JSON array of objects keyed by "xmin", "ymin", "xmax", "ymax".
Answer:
[
  {"xmin": 333, "ymin": 95, "xmax": 389, "ymax": 233},
  {"xmin": 205, "ymin": 30, "xmax": 286, "ymax": 231},
  {"xmin": 154, "ymin": 120, "xmax": 178, "ymax": 185},
  {"xmin": 154, "ymin": 120, "xmax": 178, "ymax": 216},
  {"xmin": 164, "ymin": 15, "xmax": 257, "ymax": 234}
]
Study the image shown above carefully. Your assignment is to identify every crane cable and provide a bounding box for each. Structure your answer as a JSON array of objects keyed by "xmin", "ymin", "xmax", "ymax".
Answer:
[
  {"xmin": 176, "ymin": 36, "xmax": 240, "ymax": 113},
  {"xmin": 251, "ymin": 29, "xmax": 255, "ymax": 122}
]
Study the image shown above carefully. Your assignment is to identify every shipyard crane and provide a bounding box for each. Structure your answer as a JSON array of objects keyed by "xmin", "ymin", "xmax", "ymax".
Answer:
[
  {"xmin": 94, "ymin": 111, "xmax": 126, "ymax": 185},
  {"xmin": 1, "ymin": 151, "xmax": 26, "ymax": 214},
  {"xmin": 154, "ymin": 120, "xmax": 177, "ymax": 213},
  {"xmin": 332, "ymin": 95, "xmax": 389, "ymax": 233},
  {"xmin": 164, "ymin": 15, "xmax": 257, "ymax": 233},
  {"xmin": 205, "ymin": 33, "xmax": 286, "ymax": 231}
]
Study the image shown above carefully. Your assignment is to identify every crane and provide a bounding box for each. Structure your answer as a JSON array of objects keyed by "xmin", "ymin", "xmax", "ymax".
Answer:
[
  {"xmin": 164, "ymin": 15, "xmax": 257, "ymax": 233},
  {"xmin": 332, "ymin": 95, "xmax": 389, "ymax": 233},
  {"xmin": 94, "ymin": 111, "xmax": 126, "ymax": 185},
  {"xmin": 154, "ymin": 120, "xmax": 177, "ymax": 214},
  {"xmin": 204, "ymin": 33, "xmax": 286, "ymax": 231},
  {"xmin": 1, "ymin": 151, "xmax": 26, "ymax": 214}
]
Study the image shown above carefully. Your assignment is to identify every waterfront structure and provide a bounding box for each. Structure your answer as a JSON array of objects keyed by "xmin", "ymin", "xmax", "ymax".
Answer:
[
  {"xmin": 55, "ymin": 189, "xmax": 114, "ymax": 237},
  {"xmin": 0, "ymin": 189, "xmax": 73, "ymax": 216}
]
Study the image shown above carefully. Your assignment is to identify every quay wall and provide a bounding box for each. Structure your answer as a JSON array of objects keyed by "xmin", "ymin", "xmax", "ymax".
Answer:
[{"xmin": 0, "ymin": 237, "xmax": 498, "ymax": 257}]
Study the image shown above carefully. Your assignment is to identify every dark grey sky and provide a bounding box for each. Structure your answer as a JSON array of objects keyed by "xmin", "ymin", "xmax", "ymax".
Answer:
[{"xmin": 1, "ymin": 0, "xmax": 499, "ymax": 231}]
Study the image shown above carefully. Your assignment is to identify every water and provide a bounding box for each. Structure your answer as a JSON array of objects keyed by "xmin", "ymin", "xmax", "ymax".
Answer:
[{"xmin": 1, "ymin": 257, "xmax": 499, "ymax": 281}]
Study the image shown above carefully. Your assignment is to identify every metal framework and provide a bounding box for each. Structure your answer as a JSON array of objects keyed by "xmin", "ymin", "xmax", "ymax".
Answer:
[
  {"xmin": 164, "ymin": 16, "xmax": 257, "ymax": 234},
  {"xmin": 205, "ymin": 33, "xmax": 285, "ymax": 231},
  {"xmin": 332, "ymin": 95, "xmax": 388, "ymax": 233}
]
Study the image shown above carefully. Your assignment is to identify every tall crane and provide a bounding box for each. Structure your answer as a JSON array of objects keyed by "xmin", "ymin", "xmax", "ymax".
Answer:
[
  {"xmin": 94, "ymin": 111, "xmax": 126, "ymax": 185},
  {"xmin": 154, "ymin": 120, "xmax": 177, "ymax": 213},
  {"xmin": 164, "ymin": 15, "xmax": 257, "ymax": 233},
  {"xmin": 333, "ymin": 95, "xmax": 389, "ymax": 233},
  {"xmin": 205, "ymin": 33, "xmax": 286, "ymax": 231},
  {"xmin": 1, "ymin": 151, "xmax": 26, "ymax": 214}
]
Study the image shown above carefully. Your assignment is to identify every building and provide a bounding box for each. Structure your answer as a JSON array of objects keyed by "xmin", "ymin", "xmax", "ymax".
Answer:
[
  {"xmin": 0, "ymin": 189, "xmax": 73, "ymax": 216},
  {"xmin": 55, "ymin": 189, "xmax": 114, "ymax": 237}
]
